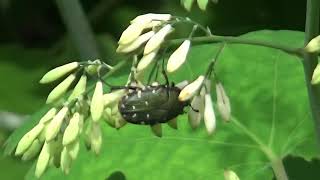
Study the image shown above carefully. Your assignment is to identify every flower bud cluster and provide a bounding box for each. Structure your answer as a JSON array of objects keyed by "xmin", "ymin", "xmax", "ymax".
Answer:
[
  {"xmin": 180, "ymin": 76, "xmax": 231, "ymax": 135},
  {"xmin": 14, "ymin": 60, "xmax": 128, "ymax": 177}
]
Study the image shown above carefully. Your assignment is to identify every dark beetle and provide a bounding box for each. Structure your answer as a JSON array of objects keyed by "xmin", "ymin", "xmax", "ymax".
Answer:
[{"xmin": 118, "ymin": 85, "xmax": 188, "ymax": 125}]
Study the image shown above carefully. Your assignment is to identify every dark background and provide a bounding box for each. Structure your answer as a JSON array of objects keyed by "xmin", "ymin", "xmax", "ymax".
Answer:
[{"xmin": 0, "ymin": 0, "xmax": 318, "ymax": 179}]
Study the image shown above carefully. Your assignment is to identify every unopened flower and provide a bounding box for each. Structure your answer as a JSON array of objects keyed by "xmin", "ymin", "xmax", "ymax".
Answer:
[
  {"xmin": 45, "ymin": 106, "xmax": 69, "ymax": 141},
  {"xmin": 167, "ymin": 40, "xmax": 191, "ymax": 73},
  {"xmin": 224, "ymin": 170, "xmax": 240, "ymax": 180},
  {"xmin": 179, "ymin": 75, "xmax": 205, "ymax": 101},
  {"xmin": 35, "ymin": 142, "xmax": 51, "ymax": 178},
  {"xmin": 60, "ymin": 147, "xmax": 72, "ymax": 174},
  {"xmin": 68, "ymin": 75, "xmax": 87, "ymax": 101},
  {"xmin": 118, "ymin": 19, "xmax": 151, "ymax": 45},
  {"xmin": 90, "ymin": 81, "xmax": 104, "ymax": 122},
  {"xmin": 46, "ymin": 74, "xmax": 77, "ymax": 104},
  {"xmin": 144, "ymin": 24, "xmax": 174, "ymax": 55},
  {"xmin": 312, "ymin": 63, "xmax": 320, "ymax": 84},
  {"xmin": 85, "ymin": 60, "xmax": 101, "ymax": 76},
  {"xmin": 39, "ymin": 108, "xmax": 57, "ymax": 124},
  {"xmin": 188, "ymin": 95, "xmax": 203, "ymax": 129},
  {"xmin": 15, "ymin": 123, "xmax": 44, "ymax": 156},
  {"xmin": 62, "ymin": 112, "xmax": 80, "ymax": 146},
  {"xmin": 197, "ymin": 0, "xmax": 209, "ymax": 11},
  {"xmin": 21, "ymin": 139, "xmax": 42, "ymax": 161},
  {"xmin": 40, "ymin": 62, "xmax": 79, "ymax": 84},
  {"xmin": 151, "ymin": 123, "xmax": 162, "ymax": 137},
  {"xmin": 103, "ymin": 89, "xmax": 126, "ymax": 106},
  {"xmin": 137, "ymin": 49, "xmax": 159, "ymax": 72},
  {"xmin": 216, "ymin": 83, "xmax": 231, "ymax": 121},
  {"xmin": 67, "ymin": 140, "xmax": 80, "ymax": 160},
  {"xmin": 204, "ymin": 94, "xmax": 216, "ymax": 135},
  {"xmin": 131, "ymin": 13, "xmax": 172, "ymax": 24},
  {"xmin": 175, "ymin": 80, "xmax": 189, "ymax": 89},
  {"xmin": 117, "ymin": 31, "xmax": 155, "ymax": 53},
  {"xmin": 90, "ymin": 122, "xmax": 102, "ymax": 154},
  {"xmin": 305, "ymin": 35, "xmax": 320, "ymax": 53}
]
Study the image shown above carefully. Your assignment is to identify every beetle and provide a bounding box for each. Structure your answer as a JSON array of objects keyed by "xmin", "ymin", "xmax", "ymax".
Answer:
[{"xmin": 118, "ymin": 84, "xmax": 188, "ymax": 125}]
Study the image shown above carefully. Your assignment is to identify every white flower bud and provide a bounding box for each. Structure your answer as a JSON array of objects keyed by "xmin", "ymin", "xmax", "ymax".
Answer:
[
  {"xmin": 90, "ymin": 122, "xmax": 102, "ymax": 154},
  {"xmin": 40, "ymin": 62, "xmax": 78, "ymax": 84},
  {"xmin": 312, "ymin": 63, "xmax": 320, "ymax": 84},
  {"xmin": 175, "ymin": 80, "xmax": 189, "ymax": 89},
  {"xmin": 305, "ymin": 35, "xmax": 320, "ymax": 53},
  {"xmin": 167, "ymin": 40, "xmax": 191, "ymax": 73},
  {"xmin": 21, "ymin": 139, "xmax": 42, "ymax": 161},
  {"xmin": 62, "ymin": 112, "xmax": 80, "ymax": 146},
  {"xmin": 35, "ymin": 142, "xmax": 51, "ymax": 178},
  {"xmin": 224, "ymin": 170, "xmax": 240, "ymax": 180},
  {"xmin": 90, "ymin": 81, "xmax": 104, "ymax": 122},
  {"xmin": 15, "ymin": 123, "xmax": 44, "ymax": 156},
  {"xmin": 151, "ymin": 123, "xmax": 162, "ymax": 137},
  {"xmin": 204, "ymin": 94, "xmax": 216, "ymax": 135},
  {"xmin": 117, "ymin": 31, "xmax": 155, "ymax": 53},
  {"xmin": 39, "ymin": 108, "xmax": 57, "ymax": 124},
  {"xmin": 45, "ymin": 106, "xmax": 69, "ymax": 141},
  {"xmin": 60, "ymin": 147, "xmax": 72, "ymax": 174},
  {"xmin": 68, "ymin": 75, "xmax": 87, "ymax": 101},
  {"xmin": 137, "ymin": 49, "xmax": 159, "ymax": 71},
  {"xmin": 131, "ymin": 13, "xmax": 172, "ymax": 24},
  {"xmin": 103, "ymin": 89, "xmax": 126, "ymax": 106},
  {"xmin": 216, "ymin": 83, "xmax": 231, "ymax": 121},
  {"xmin": 179, "ymin": 75, "xmax": 205, "ymax": 101},
  {"xmin": 46, "ymin": 74, "xmax": 76, "ymax": 104},
  {"xmin": 188, "ymin": 95, "xmax": 203, "ymax": 129},
  {"xmin": 67, "ymin": 140, "xmax": 80, "ymax": 160},
  {"xmin": 118, "ymin": 19, "xmax": 151, "ymax": 45},
  {"xmin": 144, "ymin": 24, "xmax": 173, "ymax": 55},
  {"xmin": 197, "ymin": 0, "xmax": 209, "ymax": 11}
]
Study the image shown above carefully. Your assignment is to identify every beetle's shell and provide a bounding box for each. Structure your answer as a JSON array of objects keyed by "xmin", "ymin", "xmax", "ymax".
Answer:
[{"xmin": 119, "ymin": 85, "xmax": 187, "ymax": 125}]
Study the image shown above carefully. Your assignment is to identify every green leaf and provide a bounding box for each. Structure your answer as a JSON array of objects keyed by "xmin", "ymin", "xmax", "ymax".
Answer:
[
  {"xmin": 181, "ymin": 0, "xmax": 195, "ymax": 11},
  {"xmin": 5, "ymin": 30, "xmax": 320, "ymax": 179},
  {"xmin": 197, "ymin": 0, "xmax": 209, "ymax": 11}
]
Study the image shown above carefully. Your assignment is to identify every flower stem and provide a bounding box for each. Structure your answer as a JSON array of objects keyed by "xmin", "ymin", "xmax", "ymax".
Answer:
[
  {"xmin": 168, "ymin": 35, "xmax": 303, "ymax": 57},
  {"xmin": 302, "ymin": 0, "xmax": 320, "ymax": 148}
]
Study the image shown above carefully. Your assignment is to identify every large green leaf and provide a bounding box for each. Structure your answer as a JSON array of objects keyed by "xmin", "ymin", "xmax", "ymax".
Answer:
[{"xmin": 5, "ymin": 30, "xmax": 320, "ymax": 179}]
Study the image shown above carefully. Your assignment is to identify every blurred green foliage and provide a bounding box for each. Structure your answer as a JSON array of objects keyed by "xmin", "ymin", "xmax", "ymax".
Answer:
[{"xmin": 1, "ymin": 0, "xmax": 319, "ymax": 179}]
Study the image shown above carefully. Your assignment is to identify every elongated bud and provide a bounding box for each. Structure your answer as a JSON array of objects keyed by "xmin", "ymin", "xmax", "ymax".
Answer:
[
  {"xmin": 35, "ymin": 142, "xmax": 51, "ymax": 178},
  {"xmin": 118, "ymin": 19, "xmax": 151, "ymax": 45},
  {"xmin": 188, "ymin": 95, "xmax": 203, "ymax": 129},
  {"xmin": 131, "ymin": 13, "xmax": 172, "ymax": 24},
  {"xmin": 151, "ymin": 124, "xmax": 162, "ymax": 137},
  {"xmin": 21, "ymin": 139, "xmax": 42, "ymax": 161},
  {"xmin": 144, "ymin": 24, "xmax": 173, "ymax": 55},
  {"xmin": 312, "ymin": 63, "xmax": 320, "ymax": 84},
  {"xmin": 305, "ymin": 35, "xmax": 320, "ymax": 53},
  {"xmin": 39, "ymin": 108, "xmax": 57, "ymax": 124},
  {"xmin": 91, "ymin": 81, "xmax": 104, "ymax": 122},
  {"xmin": 224, "ymin": 170, "xmax": 240, "ymax": 180},
  {"xmin": 175, "ymin": 80, "xmax": 189, "ymax": 89},
  {"xmin": 15, "ymin": 123, "xmax": 44, "ymax": 156},
  {"xmin": 137, "ymin": 49, "xmax": 159, "ymax": 72},
  {"xmin": 167, "ymin": 40, "xmax": 191, "ymax": 73},
  {"xmin": 67, "ymin": 140, "xmax": 80, "ymax": 160},
  {"xmin": 68, "ymin": 75, "xmax": 87, "ymax": 101},
  {"xmin": 90, "ymin": 122, "xmax": 102, "ymax": 154},
  {"xmin": 117, "ymin": 31, "xmax": 155, "ymax": 53},
  {"xmin": 168, "ymin": 118, "xmax": 178, "ymax": 129},
  {"xmin": 216, "ymin": 83, "xmax": 231, "ymax": 121},
  {"xmin": 85, "ymin": 60, "xmax": 101, "ymax": 76},
  {"xmin": 204, "ymin": 94, "xmax": 216, "ymax": 135},
  {"xmin": 46, "ymin": 74, "xmax": 76, "ymax": 104},
  {"xmin": 179, "ymin": 75, "xmax": 205, "ymax": 101},
  {"xmin": 197, "ymin": 0, "xmax": 209, "ymax": 11},
  {"xmin": 45, "ymin": 107, "xmax": 69, "ymax": 141},
  {"xmin": 103, "ymin": 89, "xmax": 126, "ymax": 106},
  {"xmin": 60, "ymin": 147, "xmax": 72, "ymax": 174},
  {"xmin": 62, "ymin": 113, "xmax": 80, "ymax": 146},
  {"xmin": 40, "ymin": 62, "xmax": 78, "ymax": 84}
]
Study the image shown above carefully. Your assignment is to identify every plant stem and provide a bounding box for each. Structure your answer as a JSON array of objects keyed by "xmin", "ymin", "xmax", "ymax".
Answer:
[
  {"xmin": 168, "ymin": 35, "xmax": 303, "ymax": 57},
  {"xmin": 55, "ymin": 0, "xmax": 100, "ymax": 60},
  {"xmin": 231, "ymin": 117, "xmax": 288, "ymax": 180},
  {"xmin": 302, "ymin": 0, "xmax": 320, "ymax": 148}
]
